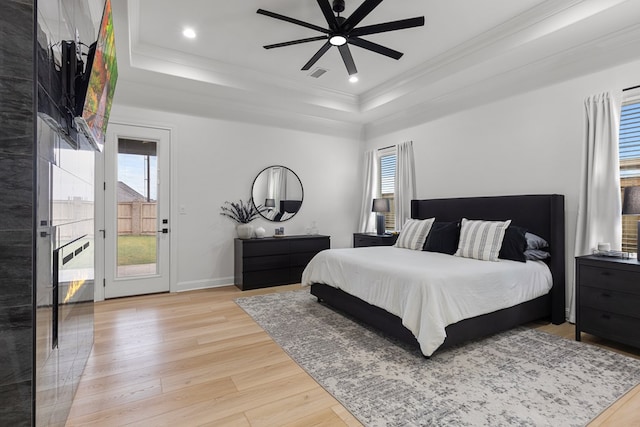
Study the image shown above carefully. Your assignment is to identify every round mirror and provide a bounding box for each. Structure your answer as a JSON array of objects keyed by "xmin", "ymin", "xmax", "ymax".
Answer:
[{"xmin": 252, "ymin": 166, "xmax": 303, "ymax": 222}]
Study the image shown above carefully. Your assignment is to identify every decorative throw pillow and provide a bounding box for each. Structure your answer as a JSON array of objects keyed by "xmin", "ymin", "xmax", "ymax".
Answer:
[
  {"xmin": 394, "ymin": 218, "xmax": 435, "ymax": 250},
  {"xmin": 525, "ymin": 232, "xmax": 549, "ymax": 250},
  {"xmin": 524, "ymin": 248, "xmax": 551, "ymax": 260},
  {"xmin": 455, "ymin": 218, "xmax": 512, "ymax": 261},
  {"xmin": 498, "ymin": 225, "xmax": 528, "ymax": 262},
  {"xmin": 423, "ymin": 221, "xmax": 460, "ymax": 254}
]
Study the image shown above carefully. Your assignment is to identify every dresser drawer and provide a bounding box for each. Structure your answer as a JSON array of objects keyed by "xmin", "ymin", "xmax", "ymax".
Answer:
[
  {"xmin": 580, "ymin": 306, "xmax": 640, "ymax": 348},
  {"xmin": 243, "ymin": 254, "xmax": 289, "ymax": 272},
  {"xmin": 578, "ymin": 265, "xmax": 640, "ymax": 294},
  {"xmin": 290, "ymin": 251, "xmax": 320, "ymax": 267},
  {"xmin": 290, "ymin": 237, "xmax": 330, "ymax": 252},
  {"xmin": 355, "ymin": 236, "xmax": 377, "ymax": 246},
  {"xmin": 580, "ymin": 286, "xmax": 640, "ymax": 319},
  {"xmin": 290, "ymin": 266, "xmax": 307, "ymax": 283},
  {"xmin": 242, "ymin": 240, "xmax": 290, "ymax": 256},
  {"xmin": 243, "ymin": 269, "xmax": 291, "ymax": 289}
]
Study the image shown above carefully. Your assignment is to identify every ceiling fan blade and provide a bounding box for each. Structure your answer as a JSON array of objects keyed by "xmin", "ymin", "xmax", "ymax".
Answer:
[
  {"xmin": 257, "ymin": 9, "xmax": 329, "ymax": 34},
  {"xmin": 338, "ymin": 44, "xmax": 358, "ymax": 75},
  {"xmin": 317, "ymin": 0, "xmax": 339, "ymax": 31},
  {"xmin": 342, "ymin": 0, "xmax": 383, "ymax": 32},
  {"xmin": 348, "ymin": 37, "xmax": 403, "ymax": 60},
  {"xmin": 264, "ymin": 36, "xmax": 328, "ymax": 49},
  {"xmin": 350, "ymin": 16, "xmax": 425, "ymax": 37},
  {"xmin": 301, "ymin": 41, "xmax": 332, "ymax": 70}
]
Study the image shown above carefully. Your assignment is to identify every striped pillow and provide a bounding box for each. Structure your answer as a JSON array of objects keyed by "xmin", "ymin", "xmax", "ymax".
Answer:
[
  {"xmin": 455, "ymin": 218, "xmax": 512, "ymax": 261},
  {"xmin": 394, "ymin": 218, "xmax": 435, "ymax": 250}
]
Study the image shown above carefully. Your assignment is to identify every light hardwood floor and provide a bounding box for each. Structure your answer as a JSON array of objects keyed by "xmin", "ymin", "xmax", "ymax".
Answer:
[{"xmin": 66, "ymin": 284, "xmax": 640, "ymax": 426}]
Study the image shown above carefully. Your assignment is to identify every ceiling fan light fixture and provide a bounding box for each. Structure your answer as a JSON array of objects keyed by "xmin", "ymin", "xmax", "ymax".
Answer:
[{"xmin": 329, "ymin": 35, "xmax": 347, "ymax": 46}]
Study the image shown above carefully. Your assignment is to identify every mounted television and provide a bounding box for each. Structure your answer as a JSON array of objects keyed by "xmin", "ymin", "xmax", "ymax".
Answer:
[{"xmin": 74, "ymin": 0, "xmax": 118, "ymax": 152}]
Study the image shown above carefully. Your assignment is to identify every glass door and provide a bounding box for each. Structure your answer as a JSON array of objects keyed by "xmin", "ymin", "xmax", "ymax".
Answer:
[{"xmin": 103, "ymin": 124, "xmax": 170, "ymax": 298}]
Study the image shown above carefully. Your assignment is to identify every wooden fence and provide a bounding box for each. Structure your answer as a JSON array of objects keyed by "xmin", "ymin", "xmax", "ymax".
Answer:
[
  {"xmin": 118, "ymin": 202, "xmax": 157, "ymax": 235},
  {"xmin": 621, "ymin": 171, "xmax": 640, "ymax": 253}
]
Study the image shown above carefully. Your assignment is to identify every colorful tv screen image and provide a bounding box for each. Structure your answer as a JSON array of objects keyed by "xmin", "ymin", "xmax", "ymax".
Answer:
[{"xmin": 82, "ymin": 0, "xmax": 118, "ymax": 147}]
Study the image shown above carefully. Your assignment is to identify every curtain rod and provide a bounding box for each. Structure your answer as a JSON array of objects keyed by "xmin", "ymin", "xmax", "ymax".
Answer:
[
  {"xmin": 623, "ymin": 84, "xmax": 640, "ymax": 91},
  {"xmin": 377, "ymin": 144, "xmax": 396, "ymax": 151}
]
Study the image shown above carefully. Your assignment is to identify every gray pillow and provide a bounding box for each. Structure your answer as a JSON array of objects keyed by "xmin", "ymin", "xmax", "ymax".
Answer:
[
  {"xmin": 525, "ymin": 232, "xmax": 549, "ymax": 250},
  {"xmin": 524, "ymin": 248, "xmax": 550, "ymax": 260}
]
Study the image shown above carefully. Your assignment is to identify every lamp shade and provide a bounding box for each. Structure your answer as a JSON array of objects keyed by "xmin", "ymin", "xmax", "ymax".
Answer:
[
  {"xmin": 622, "ymin": 186, "xmax": 640, "ymax": 215},
  {"xmin": 372, "ymin": 198, "xmax": 390, "ymax": 213},
  {"xmin": 265, "ymin": 198, "xmax": 276, "ymax": 208}
]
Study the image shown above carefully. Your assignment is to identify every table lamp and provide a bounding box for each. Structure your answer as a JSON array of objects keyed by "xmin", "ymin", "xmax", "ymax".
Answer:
[{"xmin": 372, "ymin": 198, "xmax": 390, "ymax": 236}]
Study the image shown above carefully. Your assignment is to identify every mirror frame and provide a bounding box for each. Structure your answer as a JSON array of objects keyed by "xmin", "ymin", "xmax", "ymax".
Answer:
[{"xmin": 251, "ymin": 165, "xmax": 304, "ymax": 222}]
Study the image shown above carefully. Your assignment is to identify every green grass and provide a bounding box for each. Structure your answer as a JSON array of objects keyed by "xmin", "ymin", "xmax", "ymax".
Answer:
[{"xmin": 118, "ymin": 235, "xmax": 157, "ymax": 266}]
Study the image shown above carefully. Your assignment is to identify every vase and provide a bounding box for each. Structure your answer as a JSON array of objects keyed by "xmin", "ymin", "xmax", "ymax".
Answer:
[
  {"xmin": 255, "ymin": 226, "xmax": 266, "ymax": 238},
  {"xmin": 236, "ymin": 223, "xmax": 253, "ymax": 239}
]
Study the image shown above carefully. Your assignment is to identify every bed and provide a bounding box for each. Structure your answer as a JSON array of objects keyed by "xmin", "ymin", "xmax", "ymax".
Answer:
[{"xmin": 304, "ymin": 194, "xmax": 566, "ymax": 356}]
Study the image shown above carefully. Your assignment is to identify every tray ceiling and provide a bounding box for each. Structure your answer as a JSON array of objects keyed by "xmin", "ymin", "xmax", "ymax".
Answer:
[{"xmin": 112, "ymin": 0, "xmax": 640, "ymax": 137}]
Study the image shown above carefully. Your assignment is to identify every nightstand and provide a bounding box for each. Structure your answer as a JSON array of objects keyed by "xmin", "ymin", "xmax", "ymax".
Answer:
[
  {"xmin": 353, "ymin": 232, "xmax": 398, "ymax": 248},
  {"xmin": 575, "ymin": 255, "xmax": 640, "ymax": 349}
]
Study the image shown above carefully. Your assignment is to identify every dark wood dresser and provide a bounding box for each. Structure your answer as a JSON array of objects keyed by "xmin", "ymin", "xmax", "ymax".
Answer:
[
  {"xmin": 575, "ymin": 255, "xmax": 640, "ymax": 349},
  {"xmin": 234, "ymin": 235, "xmax": 330, "ymax": 290},
  {"xmin": 353, "ymin": 232, "xmax": 398, "ymax": 248}
]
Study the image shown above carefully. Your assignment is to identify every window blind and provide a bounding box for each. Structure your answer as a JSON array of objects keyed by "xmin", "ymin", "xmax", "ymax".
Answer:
[
  {"xmin": 620, "ymin": 102, "xmax": 640, "ymax": 176},
  {"xmin": 620, "ymin": 90, "xmax": 640, "ymax": 252},
  {"xmin": 379, "ymin": 150, "xmax": 397, "ymax": 230},
  {"xmin": 380, "ymin": 154, "xmax": 396, "ymax": 194}
]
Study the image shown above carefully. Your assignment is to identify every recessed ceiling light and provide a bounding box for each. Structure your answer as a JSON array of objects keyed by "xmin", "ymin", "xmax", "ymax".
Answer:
[
  {"xmin": 183, "ymin": 28, "xmax": 196, "ymax": 39},
  {"xmin": 349, "ymin": 75, "xmax": 359, "ymax": 83}
]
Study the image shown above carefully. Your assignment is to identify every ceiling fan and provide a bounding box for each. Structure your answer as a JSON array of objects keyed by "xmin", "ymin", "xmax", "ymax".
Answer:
[{"xmin": 257, "ymin": 0, "xmax": 425, "ymax": 76}]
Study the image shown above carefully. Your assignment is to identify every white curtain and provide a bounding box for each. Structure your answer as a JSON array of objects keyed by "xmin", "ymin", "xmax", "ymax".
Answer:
[
  {"xmin": 267, "ymin": 166, "xmax": 286, "ymax": 209},
  {"xmin": 358, "ymin": 150, "xmax": 378, "ymax": 233},
  {"xmin": 570, "ymin": 92, "xmax": 622, "ymax": 322},
  {"xmin": 395, "ymin": 141, "xmax": 416, "ymax": 230}
]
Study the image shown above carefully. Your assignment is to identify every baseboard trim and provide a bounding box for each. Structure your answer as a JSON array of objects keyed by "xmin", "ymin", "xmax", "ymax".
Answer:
[{"xmin": 175, "ymin": 277, "xmax": 234, "ymax": 292}]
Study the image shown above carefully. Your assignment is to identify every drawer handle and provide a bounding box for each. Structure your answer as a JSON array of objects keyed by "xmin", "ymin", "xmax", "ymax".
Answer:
[
  {"xmin": 601, "ymin": 293, "xmax": 611, "ymax": 298},
  {"xmin": 601, "ymin": 313, "xmax": 611, "ymax": 320},
  {"xmin": 600, "ymin": 271, "xmax": 611, "ymax": 276}
]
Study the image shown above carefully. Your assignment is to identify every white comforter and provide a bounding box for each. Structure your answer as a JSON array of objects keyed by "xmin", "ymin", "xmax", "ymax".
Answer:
[{"xmin": 301, "ymin": 247, "xmax": 552, "ymax": 356}]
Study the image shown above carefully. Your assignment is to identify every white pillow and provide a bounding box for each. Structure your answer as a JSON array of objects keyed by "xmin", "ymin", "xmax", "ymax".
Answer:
[
  {"xmin": 394, "ymin": 218, "xmax": 435, "ymax": 250},
  {"xmin": 455, "ymin": 218, "xmax": 512, "ymax": 261}
]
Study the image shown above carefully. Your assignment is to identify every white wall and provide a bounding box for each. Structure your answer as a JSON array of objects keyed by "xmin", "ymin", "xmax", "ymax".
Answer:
[
  {"xmin": 107, "ymin": 57, "xmax": 640, "ymax": 308},
  {"xmin": 109, "ymin": 105, "xmax": 362, "ymax": 292},
  {"xmin": 365, "ymin": 58, "xmax": 640, "ymax": 316}
]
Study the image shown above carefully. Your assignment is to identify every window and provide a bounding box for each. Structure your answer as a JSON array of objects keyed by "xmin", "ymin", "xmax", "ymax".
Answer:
[
  {"xmin": 620, "ymin": 88, "xmax": 640, "ymax": 253},
  {"xmin": 378, "ymin": 147, "xmax": 396, "ymax": 230}
]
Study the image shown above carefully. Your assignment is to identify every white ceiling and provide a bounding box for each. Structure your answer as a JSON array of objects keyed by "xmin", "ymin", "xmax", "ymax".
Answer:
[{"xmin": 111, "ymin": 0, "xmax": 640, "ymax": 138}]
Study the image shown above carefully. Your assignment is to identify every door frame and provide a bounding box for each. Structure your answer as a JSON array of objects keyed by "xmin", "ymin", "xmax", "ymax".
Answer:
[{"xmin": 95, "ymin": 120, "xmax": 177, "ymax": 302}]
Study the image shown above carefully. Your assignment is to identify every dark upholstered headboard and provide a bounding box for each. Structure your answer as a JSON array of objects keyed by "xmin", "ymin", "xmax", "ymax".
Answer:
[
  {"xmin": 280, "ymin": 200, "xmax": 302, "ymax": 214},
  {"xmin": 411, "ymin": 194, "xmax": 565, "ymax": 323}
]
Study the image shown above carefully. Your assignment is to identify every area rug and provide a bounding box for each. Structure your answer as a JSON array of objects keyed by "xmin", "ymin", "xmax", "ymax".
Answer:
[{"xmin": 235, "ymin": 290, "xmax": 640, "ymax": 427}]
